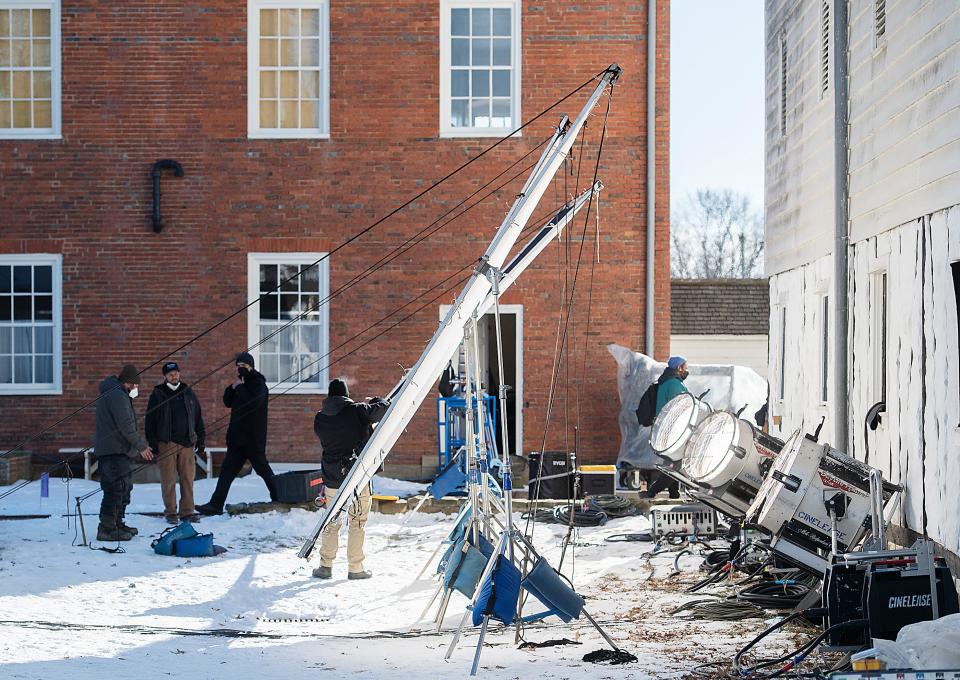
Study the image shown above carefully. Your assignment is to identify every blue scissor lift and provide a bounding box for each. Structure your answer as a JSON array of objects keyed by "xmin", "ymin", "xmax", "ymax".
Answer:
[{"xmin": 436, "ymin": 394, "xmax": 498, "ymax": 472}]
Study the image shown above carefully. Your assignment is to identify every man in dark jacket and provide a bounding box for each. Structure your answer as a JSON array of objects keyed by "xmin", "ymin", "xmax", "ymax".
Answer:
[
  {"xmin": 197, "ymin": 353, "xmax": 276, "ymax": 515},
  {"xmin": 312, "ymin": 378, "xmax": 389, "ymax": 580},
  {"xmin": 145, "ymin": 361, "xmax": 205, "ymax": 524},
  {"xmin": 95, "ymin": 364, "xmax": 154, "ymax": 541}
]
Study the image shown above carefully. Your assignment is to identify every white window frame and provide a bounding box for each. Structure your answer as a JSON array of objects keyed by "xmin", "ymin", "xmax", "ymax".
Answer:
[
  {"xmin": 819, "ymin": 293, "xmax": 830, "ymax": 405},
  {"xmin": 0, "ymin": 0, "xmax": 62, "ymax": 140},
  {"xmin": 246, "ymin": 252, "xmax": 330, "ymax": 394},
  {"xmin": 874, "ymin": 0, "xmax": 886, "ymax": 48},
  {"xmin": 247, "ymin": 0, "xmax": 330, "ymax": 139},
  {"xmin": 439, "ymin": 0, "xmax": 522, "ymax": 138},
  {"xmin": 0, "ymin": 253, "xmax": 62, "ymax": 395},
  {"xmin": 871, "ymin": 269, "xmax": 888, "ymax": 405},
  {"xmin": 777, "ymin": 305, "xmax": 787, "ymax": 402}
]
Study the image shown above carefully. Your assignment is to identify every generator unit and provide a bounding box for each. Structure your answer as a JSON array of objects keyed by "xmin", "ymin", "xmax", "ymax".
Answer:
[
  {"xmin": 821, "ymin": 540, "xmax": 959, "ymax": 651},
  {"xmin": 649, "ymin": 503, "xmax": 717, "ymax": 538}
]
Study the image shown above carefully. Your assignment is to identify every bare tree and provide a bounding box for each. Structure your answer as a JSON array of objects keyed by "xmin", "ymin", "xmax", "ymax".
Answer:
[{"xmin": 671, "ymin": 188, "xmax": 764, "ymax": 278}]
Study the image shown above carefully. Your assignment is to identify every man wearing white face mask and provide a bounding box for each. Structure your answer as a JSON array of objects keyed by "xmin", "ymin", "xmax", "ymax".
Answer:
[
  {"xmin": 146, "ymin": 362, "xmax": 206, "ymax": 524},
  {"xmin": 94, "ymin": 363, "xmax": 154, "ymax": 542}
]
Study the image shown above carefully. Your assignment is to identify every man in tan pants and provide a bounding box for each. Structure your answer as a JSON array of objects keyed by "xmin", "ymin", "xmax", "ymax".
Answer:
[
  {"xmin": 145, "ymin": 362, "xmax": 206, "ymax": 523},
  {"xmin": 318, "ymin": 482, "xmax": 373, "ymax": 576},
  {"xmin": 312, "ymin": 379, "xmax": 389, "ymax": 579}
]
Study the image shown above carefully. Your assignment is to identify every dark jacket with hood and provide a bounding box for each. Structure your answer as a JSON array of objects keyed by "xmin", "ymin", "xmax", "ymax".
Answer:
[
  {"xmin": 655, "ymin": 366, "xmax": 688, "ymax": 414},
  {"xmin": 145, "ymin": 381, "xmax": 205, "ymax": 452},
  {"xmin": 314, "ymin": 395, "xmax": 389, "ymax": 488},
  {"xmin": 223, "ymin": 369, "xmax": 269, "ymax": 452},
  {"xmin": 95, "ymin": 376, "xmax": 149, "ymax": 458}
]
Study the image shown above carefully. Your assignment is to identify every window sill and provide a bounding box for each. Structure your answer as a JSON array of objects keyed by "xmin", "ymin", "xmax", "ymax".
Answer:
[
  {"xmin": 0, "ymin": 387, "xmax": 63, "ymax": 396},
  {"xmin": 0, "ymin": 133, "xmax": 62, "ymax": 141},
  {"xmin": 248, "ymin": 131, "xmax": 330, "ymax": 140},
  {"xmin": 440, "ymin": 129, "xmax": 522, "ymax": 139},
  {"xmin": 266, "ymin": 385, "xmax": 328, "ymax": 395}
]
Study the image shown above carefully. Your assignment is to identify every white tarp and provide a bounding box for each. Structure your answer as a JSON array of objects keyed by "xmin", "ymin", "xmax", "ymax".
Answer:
[{"xmin": 608, "ymin": 343, "xmax": 769, "ymax": 469}]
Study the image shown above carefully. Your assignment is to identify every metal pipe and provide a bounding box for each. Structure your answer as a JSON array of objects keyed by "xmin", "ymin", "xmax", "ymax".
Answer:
[
  {"xmin": 833, "ymin": 0, "xmax": 850, "ymax": 448},
  {"xmin": 645, "ymin": 0, "xmax": 657, "ymax": 356},
  {"xmin": 150, "ymin": 159, "xmax": 184, "ymax": 233}
]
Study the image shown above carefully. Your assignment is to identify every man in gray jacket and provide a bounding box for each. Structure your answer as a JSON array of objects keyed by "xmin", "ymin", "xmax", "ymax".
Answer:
[{"xmin": 95, "ymin": 364, "xmax": 153, "ymax": 541}]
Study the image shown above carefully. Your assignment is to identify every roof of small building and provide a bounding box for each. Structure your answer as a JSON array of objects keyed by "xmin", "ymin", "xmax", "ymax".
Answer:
[{"xmin": 670, "ymin": 279, "xmax": 769, "ymax": 335}]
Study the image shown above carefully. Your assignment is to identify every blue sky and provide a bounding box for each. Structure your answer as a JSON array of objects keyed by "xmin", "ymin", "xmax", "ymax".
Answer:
[{"xmin": 670, "ymin": 0, "xmax": 765, "ymax": 213}]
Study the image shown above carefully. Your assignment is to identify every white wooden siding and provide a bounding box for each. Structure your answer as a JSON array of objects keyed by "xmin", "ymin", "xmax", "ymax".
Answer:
[
  {"xmin": 670, "ymin": 335, "xmax": 769, "ymax": 379},
  {"xmin": 764, "ymin": 0, "xmax": 836, "ymax": 277},
  {"xmin": 767, "ymin": 254, "xmax": 835, "ymax": 444},
  {"xmin": 848, "ymin": 205, "xmax": 960, "ymax": 557},
  {"xmin": 847, "ymin": 1, "xmax": 960, "ymax": 241},
  {"xmin": 765, "ymin": 0, "xmax": 960, "ymax": 276}
]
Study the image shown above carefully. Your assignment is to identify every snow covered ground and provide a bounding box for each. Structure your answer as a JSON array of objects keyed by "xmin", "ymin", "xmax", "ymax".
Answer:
[{"xmin": 0, "ymin": 475, "xmax": 796, "ymax": 679}]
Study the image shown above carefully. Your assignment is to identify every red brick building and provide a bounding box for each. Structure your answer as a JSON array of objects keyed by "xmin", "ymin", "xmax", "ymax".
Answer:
[{"xmin": 0, "ymin": 0, "xmax": 670, "ymax": 478}]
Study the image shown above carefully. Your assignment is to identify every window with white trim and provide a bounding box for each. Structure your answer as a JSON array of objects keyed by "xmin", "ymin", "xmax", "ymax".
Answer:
[
  {"xmin": 440, "ymin": 0, "xmax": 521, "ymax": 137},
  {"xmin": 778, "ymin": 306, "xmax": 787, "ymax": 401},
  {"xmin": 0, "ymin": 254, "xmax": 62, "ymax": 394},
  {"xmin": 247, "ymin": 253, "xmax": 329, "ymax": 393},
  {"xmin": 875, "ymin": 0, "xmax": 886, "ymax": 46},
  {"xmin": 872, "ymin": 271, "xmax": 887, "ymax": 403},
  {"xmin": 248, "ymin": 0, "xmax": 329, "ymax": 138},
  {"xmin": 820, "ymin": 294, "xmax": 829, "ymax": 403},
  {"xmin": 0, "ymin": 1, "xmax": 60, "ymax": 139}
]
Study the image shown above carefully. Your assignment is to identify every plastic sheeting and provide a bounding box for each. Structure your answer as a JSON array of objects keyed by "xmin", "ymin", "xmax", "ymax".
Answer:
[
  {"xmin": 867, "ymin": 612, "xmax": 960, "ymax": 668},
  {"xmin": 608, "ymin": 344, "xmax": 768, "ymax": 469}
]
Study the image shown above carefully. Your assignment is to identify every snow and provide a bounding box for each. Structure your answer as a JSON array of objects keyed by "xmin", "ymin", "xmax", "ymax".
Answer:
[{"xmin": 0, "ymin": 475, "xmax": 796, "ymax": 679}]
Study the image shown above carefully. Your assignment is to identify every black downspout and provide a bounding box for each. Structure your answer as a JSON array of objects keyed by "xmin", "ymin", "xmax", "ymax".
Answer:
[{"xmin": 151, "ymin": 159, "xmax": 184, "ymax": 233}]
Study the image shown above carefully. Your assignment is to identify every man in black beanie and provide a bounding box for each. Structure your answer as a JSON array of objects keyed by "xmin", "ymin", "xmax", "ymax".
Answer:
[
  {"xmin": 312, "ymin": 378, "xmax": 389, "ymax": 579},
  {"xmin": 197, "ymin": 353, "xmax": 277, "ymax": 515},
  {"xmin": 95, "ymin": 364, "xmax": 153, "ymax": 541}
]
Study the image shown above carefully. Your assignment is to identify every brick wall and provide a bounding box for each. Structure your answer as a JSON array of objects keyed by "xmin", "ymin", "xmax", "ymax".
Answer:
[{"xmin": 0, "ymin": 1, "xmax": 670, "ymax": 476}]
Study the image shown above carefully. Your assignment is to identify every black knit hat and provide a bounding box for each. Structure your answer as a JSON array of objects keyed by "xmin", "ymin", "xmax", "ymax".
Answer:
[
  {"xmin": 328, "ymin": 379, "xmax": 349, "ymax": 397},
  {"xmin": 118, "ymin": 364, "xmax": 141, "ymax": 384},
  {"xmin": 235, "ymin": 352, "xmax": 255, "ymax": 368}
]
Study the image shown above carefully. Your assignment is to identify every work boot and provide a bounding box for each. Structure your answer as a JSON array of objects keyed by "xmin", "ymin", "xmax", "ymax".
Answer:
[
  {"xmin": 347, "ymin": 570, "xmax": 372, "ymax": 580},
  {"xmin": 180, "ymin": 513, "xmax": 200, "ymax": 523},
  {"xmin": 97, "ymin": 524, "xmax": 134, "ymax": 542},
  {"xmin": 196, "ymin": 502, "xmax": 222, "ymax": 516},
  {"xmin": 164, "ymin": 514, "xmax": 179, "ymax": 525},
  {"xmin": 312, "ymin": 566, "xmax": 332, "ymax": 579},
  {"xmin": 120, "ymin": 522, "xmax": 139, "ymax": 536}
]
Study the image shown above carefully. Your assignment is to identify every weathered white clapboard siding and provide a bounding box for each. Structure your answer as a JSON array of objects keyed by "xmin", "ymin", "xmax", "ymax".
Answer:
[
  {"xmin": 847, "ymin": 1, "xmax": 960, "ymax": 241},
  {"xmin": 767, "ymin": 254, "xmax": 836, "ymax": 446},
  {"xmin": 847, "ymin": 218, "xmax": 924, "ymax": 535},
  {"xmin": 669, "ymin": 335, "xmax": 769, "ymax": 379},
  {"xmin": 766, "ymin": 0, "xmax": 960, "ymax": 558},
  {"xmin": 765, "ymin": 0, "xmax": 836, "ymax": 277},
  {"xmin": 847, "ymin": 206, "xmax": 960, "ymax": 557},
  {"xmin": 766, "ymin": 1, "xmax": 960, "ymax": 277}
]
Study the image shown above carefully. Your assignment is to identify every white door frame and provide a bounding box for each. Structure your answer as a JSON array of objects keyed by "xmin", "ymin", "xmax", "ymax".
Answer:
[{"xmin": 440, "ymin": 304, "xmax": 523, "ymax": 460}]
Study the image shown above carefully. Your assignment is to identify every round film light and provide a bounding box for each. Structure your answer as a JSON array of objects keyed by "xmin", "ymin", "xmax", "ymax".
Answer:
[
  {"xmin": 650, "ymin": 393, "xmax": 710, "ymax": 461},
  {"xmin": 683, "ymin": 411, "xmax": 740, "ymax": 483},
  {"xmin": 746, "ymin": 430, "xmax": 803, "ymax": 521}
]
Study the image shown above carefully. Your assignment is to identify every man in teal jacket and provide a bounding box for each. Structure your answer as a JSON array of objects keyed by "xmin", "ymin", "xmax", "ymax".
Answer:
[{"xmin": 655, "ymin": 356, "xmax": 690, "ymax": 414}]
